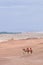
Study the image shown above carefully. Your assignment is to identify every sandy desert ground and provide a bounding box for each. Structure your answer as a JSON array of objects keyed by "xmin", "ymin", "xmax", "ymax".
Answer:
[{"xmin": 0, "ymin": 38, "xmax": 43, "ymax": 65}]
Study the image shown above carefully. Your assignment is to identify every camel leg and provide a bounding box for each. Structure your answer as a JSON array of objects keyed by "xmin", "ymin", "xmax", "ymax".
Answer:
[{"xmin": 30, "ymin": 50, "xmax": 32, "ymax": 54}]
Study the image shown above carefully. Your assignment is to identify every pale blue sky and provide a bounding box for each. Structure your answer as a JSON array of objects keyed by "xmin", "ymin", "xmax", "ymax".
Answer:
[{"xmin": 0, "ymin": 0, "xmax": 43, "ymax": 32}]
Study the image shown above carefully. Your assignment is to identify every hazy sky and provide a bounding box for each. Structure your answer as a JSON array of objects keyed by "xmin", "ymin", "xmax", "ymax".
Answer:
[{"xmin": 0, "ymin": 0, "xmax": 43, "ymax": 32}]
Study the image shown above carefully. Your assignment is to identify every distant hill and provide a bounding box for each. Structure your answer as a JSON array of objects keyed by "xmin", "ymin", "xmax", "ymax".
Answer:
[{"xmin": 0, "ymin": 32, "xmax": 22, "ymax": 34}]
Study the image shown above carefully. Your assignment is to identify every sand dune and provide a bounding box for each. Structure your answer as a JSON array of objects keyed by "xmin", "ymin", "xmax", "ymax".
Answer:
[{"xmin": 0, "ymin": 38, "xmax": 43, "ymax": 65}]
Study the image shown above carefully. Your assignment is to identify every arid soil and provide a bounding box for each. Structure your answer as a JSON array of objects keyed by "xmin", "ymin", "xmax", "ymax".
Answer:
[{"xmin": 0, "ymin": 39, "xmax": 43, "ymax": 65}]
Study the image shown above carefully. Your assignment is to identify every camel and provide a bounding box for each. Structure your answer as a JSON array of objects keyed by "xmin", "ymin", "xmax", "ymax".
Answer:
[{"xmin": 22, "ymin": 48, "xmax": 32, "ymax": 54}]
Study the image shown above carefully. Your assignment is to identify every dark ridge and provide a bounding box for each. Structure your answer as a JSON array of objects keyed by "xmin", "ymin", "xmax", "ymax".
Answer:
[{"xmin": 25, "ymin": 38, "xmax": 38, "ymax": 40}]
